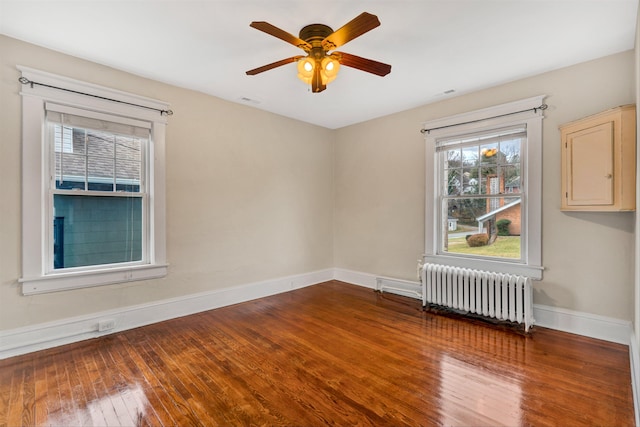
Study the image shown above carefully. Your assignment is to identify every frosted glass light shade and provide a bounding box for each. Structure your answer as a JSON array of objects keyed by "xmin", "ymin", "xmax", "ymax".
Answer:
[
  {"xmin": 297, "ymin": 58, "xmax": 315, "ymax": 84},
  {"xmin": 321, "ymin": 57, "xmax": 340, "ymax": 84}
]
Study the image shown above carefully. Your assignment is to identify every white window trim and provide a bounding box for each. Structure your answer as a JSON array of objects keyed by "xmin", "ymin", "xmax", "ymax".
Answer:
[
  {"xmin": 18, "ymin": 66, "xmax": 169, "ymax": 295},
  {"xmin": 423, "ymin": 96, "xmax": 545, "ymax": 279}
]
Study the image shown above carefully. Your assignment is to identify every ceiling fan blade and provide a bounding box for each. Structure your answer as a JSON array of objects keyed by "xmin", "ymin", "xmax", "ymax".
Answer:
[
  {"xmin": 250, "ymin": 21, "xmax": 312, "ymax": 51},
  {"xmin": 334, "ymin": 52, "xmax": 391, "ymax": 76},
  {"xmin": 321, "ymin": 12, "xmax": 380, "ymax": 50},
  {"xmin": 246, "ymin": 56, "xmax": 303, "ymax": 75}
]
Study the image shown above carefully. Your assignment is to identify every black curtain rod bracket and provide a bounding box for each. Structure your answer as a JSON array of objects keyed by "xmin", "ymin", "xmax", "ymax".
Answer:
[{"xmin": 18, "ymin": 77, "xmax": 174, "ymax": 116}]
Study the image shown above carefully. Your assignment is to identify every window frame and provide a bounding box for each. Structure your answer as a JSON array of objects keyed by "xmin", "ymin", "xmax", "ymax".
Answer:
[
  {"xmin": 19, "ymin": 66, "xmax": 169, "ymax": 295},
  {"xmin": 423, "ymin": 96, "xmax": 545, "ymax": 279}
]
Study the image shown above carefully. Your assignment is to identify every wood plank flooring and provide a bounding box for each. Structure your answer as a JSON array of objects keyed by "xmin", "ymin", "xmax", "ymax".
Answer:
[{"xmin": 0, "ymin": 281, "xmax": 634, "ymax": 426}]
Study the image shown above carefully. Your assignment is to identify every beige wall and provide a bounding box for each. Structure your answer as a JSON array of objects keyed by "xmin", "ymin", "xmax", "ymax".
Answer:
[
  {"xmin": 0, "ymin": 34, "xmax": 636, "ymax": 332},
  {"xmin": 335, "ymin": 50, "xmax": 636, "ymax": 320},
  {"xmin": 0, "ymin": 35, "xmax": 335, "ymax": 330}
]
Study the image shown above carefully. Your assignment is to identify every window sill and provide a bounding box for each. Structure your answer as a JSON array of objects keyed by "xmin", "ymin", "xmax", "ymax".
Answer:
[
  {"xmin": 19, "ymin": 264, "xmax": 168, "ymax": 295},
  {"xmin": 423, "ymin": 254, "xmax": 543, "ymax": 280}
]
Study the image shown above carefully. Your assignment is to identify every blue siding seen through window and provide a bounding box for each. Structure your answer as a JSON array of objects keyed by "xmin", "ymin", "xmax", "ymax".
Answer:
[{"xmin": 53, "ymin": 194, "xmax": 143, "ymax": 269}]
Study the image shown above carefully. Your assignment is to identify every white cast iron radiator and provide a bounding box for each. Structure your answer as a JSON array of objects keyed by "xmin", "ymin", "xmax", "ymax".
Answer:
[{"xmin": 421, "ymin": 263, "xmax": 534, "ymax": 332}]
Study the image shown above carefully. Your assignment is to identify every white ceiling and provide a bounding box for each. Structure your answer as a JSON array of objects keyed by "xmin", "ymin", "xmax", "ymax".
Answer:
[{"xmin": 1, "ymin": 0, "xmax": 637, "ymax": 129}]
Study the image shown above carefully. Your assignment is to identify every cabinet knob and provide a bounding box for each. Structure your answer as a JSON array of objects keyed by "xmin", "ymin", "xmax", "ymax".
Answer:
[{"xmin": 606, "ymin": 174, "xmax": 613, "ymax": 179}]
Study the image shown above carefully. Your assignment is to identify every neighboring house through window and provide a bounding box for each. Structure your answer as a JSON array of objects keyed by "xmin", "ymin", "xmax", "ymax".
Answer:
[
  {"xmin": 19, "ymin": 66, "xmax": 169, "ymax": 295},
  {"xmin": 422, "ymin": 96, "xmax": 545, "ymax": 279}
]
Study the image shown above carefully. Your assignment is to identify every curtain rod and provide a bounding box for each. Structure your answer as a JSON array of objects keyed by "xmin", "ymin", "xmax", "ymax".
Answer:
[
  {"xmin": 420, "ymin": 104, "xmax": 547, "ymax": 134},
  {"xmin": 18, "ymin": 77, "xmax": 174, "ymax": 117}
]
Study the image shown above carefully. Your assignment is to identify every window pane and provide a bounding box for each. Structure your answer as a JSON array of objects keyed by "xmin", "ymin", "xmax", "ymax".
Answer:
[
  {"xmin": 52, "ymin": 125, "xmax": 145, "ymax": 193},
  {"xmin": 446, "ymin": 148, "xmax": 461, "ymax": 169},
  {"xmin": 87, "ymin": 131, "xmax": 115, "ymax": 191},
  {"xmin": 446, "ymin": 169, "xmax": 462, "ymax": 195},
  {"xmin": 462, "ymin": 168, "xmax": 479, "ymax": 194},
  {"xmin": 502, "ymin": 165, "xmax": 521, "ymax": 194},
  {"xmin": 56, "ymin": 152, "xmax": 86, "ymax": 190},
  {"xmin": 501, "ymin": 138, "xmax": 521, "ymax": 164},
  {"xmin": 52, "ymin": 194, "xmax": 143, "ymax": 269},
  {"xmin": 443, "ymin": 196, "xmax": 521, "ymax": 260},
  {"xmin": 72, "ymin": 128, "xmax": 87, "ymax": 155},
  {"xmin": 462, "ymin": 146, "xmax": 479, "ymax": 167},
  {"xmin": 117, "ymin": 138, "xmax": 141, "ymax": 162},
  {"xmin": 115, "ymin": 137, "xmax": 142, "ymax": 192},
  {"xmin": 480, "ymin": 142, "xmax": 499, "ymax": 165},
  {"xmin": 479, "ymin": 167, "xmax": 498, "ymax": 194},
  {"xmin": 445, "ymin": 197, "xmax": 487, "ymax": 229}
]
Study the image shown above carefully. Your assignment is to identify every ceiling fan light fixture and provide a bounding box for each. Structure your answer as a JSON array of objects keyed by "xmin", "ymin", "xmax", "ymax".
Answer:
[
  {"xmin": 297, "ymin": 57, "xmax": 315, "ymax": 84},
  {"xmin": 321, "ymin": 56, "xmax": 340, "ymax": 84},
  {"xmin": 247, "ymin": 13, "xmax": 391, "ymax": 93},
  {"xmin": 297, "ymin": 56, "xmax": 341, "ymax": 86}
]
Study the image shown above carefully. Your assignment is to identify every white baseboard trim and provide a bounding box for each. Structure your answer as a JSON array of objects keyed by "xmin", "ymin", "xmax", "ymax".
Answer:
[
  {"xmin": 629, "ymin": 330, "xmax": 640, "ymax": 427},
  {"xmin": 335, "ymin": 269, "xmax": 632, "ymax": 345},
  {"xmin": 333, "ymin": 268, "xmax": 377, "ymax": 289},
  {"xmin": 533, "ymin": 304, "xmax": 632, "ymax": 345},
  {"xmin": 1, "ymin": 267, "xmax": 634, "ymax": 360},
  {"xmin": 334, "ymin": 268, "xmax": 640, "ymax": 346},
  {"xmin": 0, "ymin": 268, "xmax": 333, "ymax": 360}
]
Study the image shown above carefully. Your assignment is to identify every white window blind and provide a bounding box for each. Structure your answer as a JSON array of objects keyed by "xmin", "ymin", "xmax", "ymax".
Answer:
[
  {"xmin": 53, "ymin": 124, "xmax": 73, "ymax": 153},
  {"xmin": 45, "ymin": 102, "xmax": 151, "ymax": 138},
  {"xmin": 436, "ymin": 125, "xmax": 527, "ymax": 151}
]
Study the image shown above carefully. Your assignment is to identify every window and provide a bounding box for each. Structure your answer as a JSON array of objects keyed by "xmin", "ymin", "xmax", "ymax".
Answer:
[
  {"xmin": 19, "ymin": 66, "xmax": 169, "ymax": 295},
  {"xmin": 423, "ymin": 96, "xmax": 544, "ymax": 279},
  {"xmin": 439, "ymin": 126, "xmax": 524, "ymax": 260},
  {"xmin": 48, "ymin": 105, "xmax": 147, "ymax": 270}
]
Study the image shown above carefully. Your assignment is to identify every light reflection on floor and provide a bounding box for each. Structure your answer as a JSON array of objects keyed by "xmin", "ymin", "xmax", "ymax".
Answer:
[
  {"xmin": 44, "ymin": 383, "xmax": 148, "ymax": 426},
  {"xmin": 439, "ymin": 354, "xmax": 523, "ymax": 426}
]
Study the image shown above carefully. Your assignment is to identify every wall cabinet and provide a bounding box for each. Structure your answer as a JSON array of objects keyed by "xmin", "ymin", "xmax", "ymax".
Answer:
[{"xmin": 560, "ymin": 105, "xmax": 636, "ymax": 211}]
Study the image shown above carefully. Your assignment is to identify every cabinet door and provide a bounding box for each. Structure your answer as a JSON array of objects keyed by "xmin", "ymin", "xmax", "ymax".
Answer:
[{"xmin": 565, "ymin": 121, "xmax": 614, "ymax": 206}]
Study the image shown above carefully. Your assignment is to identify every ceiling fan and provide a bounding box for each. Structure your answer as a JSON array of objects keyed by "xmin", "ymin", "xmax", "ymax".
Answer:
[{"xmin": 246, "ymin": 12, "xmax": 392, "ymax": 93}]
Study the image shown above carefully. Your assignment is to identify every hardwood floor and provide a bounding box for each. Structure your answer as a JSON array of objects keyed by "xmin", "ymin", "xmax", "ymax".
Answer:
[{"xmin": 0, "ymin": 281, "xmax": 634, "ymax": 426}]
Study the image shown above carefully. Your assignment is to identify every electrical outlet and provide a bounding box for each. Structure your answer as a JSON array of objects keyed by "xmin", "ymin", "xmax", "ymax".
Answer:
[{"xmin": 97, "ymin": 319, "xmax": 116, "ymax": 332}]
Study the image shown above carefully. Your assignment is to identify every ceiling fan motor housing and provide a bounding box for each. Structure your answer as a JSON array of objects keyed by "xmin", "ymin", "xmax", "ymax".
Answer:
[
  {"xmin": 299, "ymin": 24, "xmax": 334, "ymax": 61},
  {"xmin": 299, "ymin": 24, "xmax": 334, "ymax": 45}
]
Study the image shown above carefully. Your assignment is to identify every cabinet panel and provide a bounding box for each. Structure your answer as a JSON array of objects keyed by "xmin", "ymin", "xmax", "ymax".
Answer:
[
  {"xmin": 560, "ymin": 104, "xmax": 636, "ymax": 212},
  {"xmin": 566, "ymin": 122, "xmax": 613, "ymax": 206}
]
